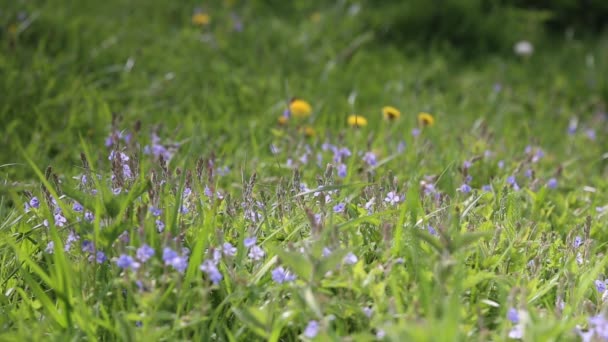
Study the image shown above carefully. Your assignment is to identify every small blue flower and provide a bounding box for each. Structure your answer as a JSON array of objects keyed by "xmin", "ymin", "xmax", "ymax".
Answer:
[
  {"xmin": 116, "ymin": 255, "xmax": 140, "ymax": 270},
  {"xmin": 29, "ymin": 197, "xmax": 40, "ymax": 209},
  {"xmin": 244, "ymin": 237, "xmax": 257, "ymax": 248},
  {"xmin": 481, "ymin": 185, "xmax": 492, "ymax": 192},
  {"xmin": 155, "ymin": 220, "xmax": 165, "ymax": 233},
  {"xmin": 459, "ymin": 184, "xmax": 472, "ymax": 194},
  {"xmin": 595, "ymin": 279, "xmax": 606, "ymax": 293},
  {"xmin": 84, "ymin": 211, "xmax": 94, "ymax": 222},
  {"xmin": 162, "ymin": 247, "xmax": 178, "ymax": 265},
  {"xmin": 363, "ymin": 152, "xmax": 377, "ymax": 167},
  {"xmin": 343, "ymin": 252, "xmax": 358, "ymax": 265},
  {"xmin": 322, "ymin": 247, "xmax": 332, "ymax": 257},
  {"xmin": 150, "ymin": 206, "xmax": 162, "ymax": 217},
  {"xmin": 170, "ymin": 256, "xmax": 188, "ymax": 273},
  {"xmin": 411, "ymin": 128, "xmax": 420, "ymax": 137},
  {"xmin": 248, "ymin": 245, "xmax": 265, "ymax": 261},
  {"xmin": 222, "ymin": 242, "xmax": 237, "ymax": 257},
  {"xmin": 304, "ymin": 320, "xmax": 320, "ymax": 338},
  {"xmin": 200, "ymin": 260, "xmax": 223, "ymax": 284},
  {"xmin": 96, "ymin": 251, "xmax": 107, "ymax": 263},
  {"xmin": 337, "ymin": 163, "xmax": 347, "ymax": 178},
  {"xmin": 384, "ymin": 192, "xmax": 400, "ymax": 205},
  {"xmin": 507, "ymin": 308, "xmax": 519, "ymax": 323},
  {"xmin": 136, "ymin": 244, "xmax": 155, "ymax": 263},
  {"xmin": 81, "ymin": 240, "xmax": 95, "ymax": 254},
  {"xmin": 333, "ymin": 203, "xmax": 346, "ymax": 213},
  {"xmin": 427, "ymin": 225, "xmax": 438, "ymax": 236},
  {"xmin": 54, "ymin": 213, "xmax": 67, "ymax": 227},
  {"xmin": 73, "ymin": 201, "xmax": 83, "ymax": 212},
  {"xmin": 45, "ymin": 241, "xmax": 54, "ymax": 254},
  {"xmin": 573, "ymin": 236, "xmax": 583, "ymax": 249},
  {"xmin": 363, "ymin": 306, "xmax": 373, "ymax": 318},
  {"xmin": 271, "ymin": 266, "xmax": 296, "ymax": 284},
  {"xmin": 547, "ymin": 178, "xmax": 558, "ymax": 189}
]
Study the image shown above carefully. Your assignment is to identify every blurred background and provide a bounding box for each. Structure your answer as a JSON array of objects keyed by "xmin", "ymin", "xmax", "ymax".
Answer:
[{"xmin": 1, "ymin": 0, "xmax": 607, "ymax": 179}]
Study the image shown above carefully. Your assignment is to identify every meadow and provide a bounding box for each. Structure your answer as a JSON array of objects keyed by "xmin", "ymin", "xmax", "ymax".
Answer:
[{"xmin": 1, "ymin": 1, "xmax": 608, "ymax": 341}]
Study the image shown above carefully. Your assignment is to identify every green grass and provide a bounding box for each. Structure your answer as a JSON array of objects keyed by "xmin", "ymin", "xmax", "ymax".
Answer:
[{"xmin": 1, "ymin": 0, "xmax": 608, "ymax": 341}]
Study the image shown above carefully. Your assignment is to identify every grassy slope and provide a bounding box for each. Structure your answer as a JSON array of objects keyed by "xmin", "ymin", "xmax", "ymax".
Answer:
[{"xmin": 1, "ymin": 0, "xmax": 608, "ymax": 340}]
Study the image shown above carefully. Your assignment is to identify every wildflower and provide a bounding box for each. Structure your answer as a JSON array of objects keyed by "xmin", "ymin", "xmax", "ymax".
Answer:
[
  {"xmin": 427, "ymin": 225, "xmax": 438, "ymax": 236},
  {"xmin": 459, "ymin": 184, "xmax": 472, "ymax": 194},
  {"xmin": 29, "ymin": 197, "xmax": 40, "ymax": 209},
  {"xmin": 155, "ymin": 220, "xmax": 165, "ymax": 233},
  {"xmin": 343, "ymin": 252, "xmax": 358, "ymax": 265},
  {"xmin": 84, "ymin": 211, "xmax": 94, "ymax": 222},
  {"xmin": 397, "ymin": 141, "xmax": 406, "ymax": 153},
  {"xmin": 595, "ymin": 280, "xmax": 606, "ymax": 293},
  {"xmin": 547, "ymin": 178, "xmax": 558, "ymax": 189},
  {"xmin": 524, "ymin": 169, "xmax": 533, "ymax": 179},
  {"xmin": 222, "ymin": 242, "xmax": 237, "ymax": 257},
  {"xmin": 162, "ymin": 248, "xmax": 179, "ymax": 265},
  {"xmin": 64, "ymin": 231, "xmax": 79, "ymax": 251},
  {"xmin": 507, "ymin": 176, "xmax": 520, "ymax": 191},
  {"xmin": 96, "ymin": 251, "xmax": 107, "ymax": 263},
  {"xmin": 82, "ymin": 240, "xmax": 95, "ymax": 254},
  {"xmin": 507, "ymin": 308, "xmax": 519, "ymax": 323},
  {"xmin": 45, "ymin": 241, "xmax": 54, "ymax": 254},
  {"xmin": 498, "ymin": 160, "xmax": 505, "ymax": 169},
  {"xmin": 411, "ymin": 128, "xmax": 421, "ymax": 137},
  {"xmin": 200, "ymin": 260, "xmax": 223, "ymax": 284},
  {"xmin": 376, "ymin": 329, "xmax": 386, "ymax": 339},
  {"xmin": 170, "ymin": 256, "xmax": 189, "ymax": 273},
  {"xmin": 382, "ymin": 106, "xmax": 401, "ymax": 121},
  {"xmin": 363, "ymin": 306, "xmax": 373, "ymax": 318},
  {"xmin": 384, "ymin": 191, "xmax": 400, "ymax": 205},
  {"xmin": 248, "ymin": 245, "xmax": 265, "ymax": 261},
  {"xmin": 289, "ymin": 98, "xmax": 312, "ymax": 118},
  {"xmin": 322, "ymin": 247, "xmax": 332, "ymax": 257},
  {"xmin": 300, "ymin": 126, "xmax": 316, "ymax": 137},
  {"xmin": 244, "ymin": 237, "xmax": 257, "ymax": 248},
  {"xmin": 73, "ymin": 202, "xmax": 83, "ymax": 212},
  {"xmin": 363, "ymin": 152, "xmax": 377, "ymax": 167},
  {"xmin": 417, "ymin": 112, "xmax": 435, "ymax": 127},
  {"xmin": 212, "ymin": 248, "xmax": 222, "ymax": 263},
  {"xmin": 347, "ymin": 115, "xmax": 368, "ymax": 128},
  {"xmin": 333, "ymin": 203, "xmax": 346, "ymax": 213},
  {"xmin": 573, "ymin": 236, "xmax": 583, "ymax": 249},
  {"xmin": 150, "ymin": 206, "xmax": 162, "ymax": 217},
  {"xmin": 304, "ymin": 320, "xmax": 320, "ymax": 338},
  {"xmin": 192, "ymin": 12, "xmax": 210, "ymax": 26},
  {"xmin": 364, "ymin": 197, "xmax": 375, "ymax": 214},
  {"xmin": 136, "ymin": 244, "xmax": 155, "ymax": 263},
  {"xmin": 337, "ymin": 163, "xmax": 347, "ymax": 178},
  {"xmin": 116, "ymin": 255, "xmax": 140, "ymax": 270},
  {"xmin": 568, "ymin": 118, "xmax": 578, "ymax": 135},
  {"xmin": 54, "ymin": 213, "xmax": 67, "ymax": 227},
  {"xmin": 271, "ymin": 266, "xmax": 296, "ymax": 284},
  {"xmin": 580, "ymin": 314, "xmax": 608, "ymax": 341},
  {"xmin": 514, "ymin": 40, "xmax": 533, "ymax": 57},
  {"xmin": 112, "ymin": 188, "xmax": 122, "ymax": 195},
  {"xmin": 481, "ymin": 185, "xmax": 492, "ymax": 192}
]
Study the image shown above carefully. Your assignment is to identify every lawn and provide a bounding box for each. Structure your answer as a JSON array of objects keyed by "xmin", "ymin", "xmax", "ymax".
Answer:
[{"xmin": 1, "ymin": 0, "xmax": 608, "ymax": 340}]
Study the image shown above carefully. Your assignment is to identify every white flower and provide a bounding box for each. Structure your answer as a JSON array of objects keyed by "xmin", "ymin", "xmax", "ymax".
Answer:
[{"xmin": 514, "ymin": 40, "xmax": 534, "ymax": 57}]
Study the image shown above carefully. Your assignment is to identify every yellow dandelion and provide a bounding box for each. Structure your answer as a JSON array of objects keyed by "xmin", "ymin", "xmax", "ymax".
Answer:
[
  {"xmin": 300, "ymin": 126, "xmax": 316, "ymax": 137},
  {"xmin": 382, "ymin": 106, "xmax": 401, "ymax": 121},
  {"xmin": 417, "ymin": 112, "xmax": 435, "ymax": 127},
  {"xmin": 289, "ymin": 98, "xmax": 312, "ymax": 118},
  {"xmin": 347, "ymin": 115, "xmax": 368, "ymax": 128},
  {"xmin": 192, "ymin": 13, "xmax": 211, "ymax": 26},
  {"xmin": 278, "ymin": 116, "xmax": 288, "ymax": 126}
]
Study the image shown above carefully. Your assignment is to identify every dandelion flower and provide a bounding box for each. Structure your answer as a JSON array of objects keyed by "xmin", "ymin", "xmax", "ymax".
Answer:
[
  {"xmin": 417, "ymin": 112, "xmax": 435, "ymax": 127},
  {"xmin": 192, "ymin": 13, "xmax": 211, "ymax": 26},
  {"xmin": 289, "ymin": 98, "xmax": 312, "ymax": 118},
  {"xmin": 300, "ymin": 126, "xmax": 316, "ymax": 137},
  {"xmin": 382, "ymin": 106, "xmax": 401, "ymax": 121},
  {"xmin": 347, "ymin": 115, "xmax": 367, "ymax": 128}
]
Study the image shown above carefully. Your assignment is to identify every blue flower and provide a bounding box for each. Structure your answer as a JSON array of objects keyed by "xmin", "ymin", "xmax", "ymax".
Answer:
[
  {"xmin": 244, "ymin": 237, "xmax": 257, "ymax": 248},
  {"xmin": 337, "ymin": 163, "xmax": 347, "ymax": 178},
  {"xmin": 573, "ymin": 236, "xmax": 583, "ymax": 249},
  {"xmin": 333, "ymin": 203, "xmax": 346, "ymax": 213},
  {"xmin": 271, "ymin": 266, "xmax": 296, "ymax": 284},
  {"xmin": 343, "ymin": 252, "xmax": 358, "ymax": 265},
  {"xmin": 248, "ymin": 245, "xmax": 265, "ymax": 261},
  {"xmin": 304, "ymin": 320, "xmax": 320, "ymax": 338},
  {"xmin": 384, "ymin": 192, "xmax": 400, "ymax": 205},
  {"xmin": 222, "ymin": 242, "xmax": 237, "ymax": 257},
  {"xmin": 116, "ymin": 255, "xmax": 140, "ymax": 270},
  {"xmin": 73, "ymin": 201, "xmax": 83, "ymax": 212},
  {"xmin": 595, "ymin": 279, "xmax": 606, "ymax": 293},
  {"xmin": 507, "ymin": 308, "xmax": 519, "ymax": 323},
  {"xmin": 547, "ymin": 178, "xmax": 558, "ymax": 189},
  {"xmin": 162, "ymin": 247, "xmax": 179, "ymax": 264},
  {"xmin": 150, "ymin": 206, "xmax": 162, "ymax": 217},
  {"xmin": 29, "ymin": 197, "xmax": 40, "ymax": 209},
  {"xmin": 155, "ymin": 220, "xmax": 165, "ymax": 233},
  {"xmin": 84, "ymin": 211, "xmax": 94, "ymax": 222},
  {"xmin": 81, "ymin": 240, "xmax": 95, "ymax": 253},
  {"xmin": 136, "ymin": 244, "xmax": 155, "ymax": 263},
  {"xmin": 200, "ymin": 260, "xmax": 223, "ymax": 284},
  {"xmin": 45, "ymin": 241, "xmax": 54, "ymax": 254},
  {"xmin": 96, "ymin": 251, "xmax": 107, "ymax": 264},
  {"xmin": 363, "ymin": 152, "xmax": 377, "ymax": 167},
  {"xmin": 459, "ymin": 184, "xmax": 472, "ymax": 194}
]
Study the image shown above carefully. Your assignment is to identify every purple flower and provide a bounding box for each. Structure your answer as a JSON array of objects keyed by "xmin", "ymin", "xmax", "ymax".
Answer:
[
  {"xmin": 222, "ymin": 242, "xmax": 237, "ymax": 257},
  {"xmin": 244, "ymin": 237, "xmax": 257, "ymax": 248},
  {"xmin": 116, "ymin": 255, "xmax": 140, "ymax": 270},
  {"xmin": 73, "ymin": 201, "xmax": 83, "ymax": 212},
  {"xmin": 248, "ymin": 245, "xmax": 265, "ymax": 261},
  {"xmin": 45, "ymin": 241, "xmax": 54, "ymax": 254},
  {"xmin": 162, "ymin": 247, "xmax": 179, "ymax": 264},
  {"xmin": 586, "ymin": 129, "xmax": 597, "ymax": 141},
  {"xmin": 271, "ymin": 266, "xmax": 297, "ymax": 284},
  {"xmin": 498, "ymin": 160, "xmax": 505, "ymax": 169},
  {"xmin": 96, "ymin": 251, "xmax": 107, "ymax": 263},
  {"xmin": 397, "ymin": 141, "xmax": 406, "ymax": 153},
  {"xmin": 363, "ymin": 306, "xmax": 373, "ymax": 318},
  {"xmin": 384, "ymin": 191, "xmax": 400, "ymax": 205},
  {"xmin": 337, "ymin": 163, "xmax": 347, "ymax": 178},
  {"xmin": 524, "ymin": 169, "xmax": 533, "ymax": 179},
  {"xmin": 304, "ymin": 320, "xmax": 320, "ymax": 338},
  {"xmin": 363, "ymin": 152, "xmax": 377, "ymax": 167},
  {"xmin": 507, "ymin": 308, "xmax": 519, "ymax": 323},
  {"xmin": 573, "ymin": 236, "xmax": 583, "ymax": 249},
  {"xmin": 29, "ymin": 197, "xmax": 40, "ymax": 209},
  {"xmin": 595, "ymin": 279, "xmax": 606, "ymax": 293},
  {"xmin": 411, "ymin": 128, "xmax": 420, "ymax": 137},
  {"xmin": 136, "ymin": 244, "xmax": 155, "ymax": 262},
  {"xmin": 463, "ymin": 160, "xmax": 472, "ymax": 169},
  {"xmin": 54, "ymin": 213, "xmax": 67, "ymax": 227},
  {"xmin": 322, "ymin": 247, "xmax": 332, "ymax": 257},
  {"xmin": 482, "ymin": 185, "xmax": 492, "ymax": 192},
  {"xmin": 507, "ymin": 176, "xmax": 520, "ymax": 191},
  {"xmin": 112, "ymin": 187, "xmax": 122, "ymax": 195},
  {"xmin": 459, "ymin": 184, "xmax": 472, "ymax": 194},
  {"xmin": 155, "ymin": 220, "xmax": 165, "ymax": 233},
  {"xmin": 333, "ymin": 203, "xmax": 346, "ymax": 213},
  {"xmin": 547, "ymin": 178, "xmax": 558, "ymax": 189},
  {"xmin": 150, "ymin": 206, "xmax": 162, "ymax": 217},
  {"xmin": 84, "ymin": 211, "xmax": 94, "ymax": 222},
  {"xmin": 200, "ymin": 260, "xmax": 223, "ymax": 284},
  {"xmin": 343, "ymin": 252, "xmax": 358, "ymax": 265},
  {"xmin": 81, "ymin": 240, "xmax": 95, "ymax": 254},
  {"xmin": 170, "ymin": 256, "xmax": 189, "ymax": 273},
  {"xmin": 64, "ymin": 231, "xmax": 79, "ymax": 251},
  {"xmin": 204, "ymin": 185, "xmax": 213, "ymax": 197},
  {"xmin": 427, "ymin": 225, "xmax": 438, "ymax": 236}
]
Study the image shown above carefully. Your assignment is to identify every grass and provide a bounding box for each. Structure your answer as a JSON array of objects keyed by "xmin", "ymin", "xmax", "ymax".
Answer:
[{"xmin": 1, "ymin": 0, "xmax": 608, "ymax": 340}]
